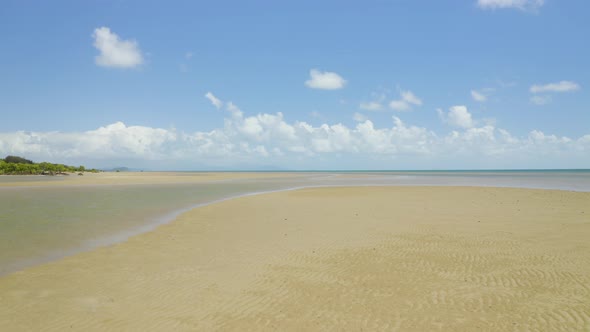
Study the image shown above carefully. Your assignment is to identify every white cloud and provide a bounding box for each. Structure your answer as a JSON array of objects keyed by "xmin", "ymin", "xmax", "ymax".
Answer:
[
  {"xmin": 0, "ymin": 122, "xmax": 177, "ymax": 163},
  {"xmin": 185, "ymin": 52, "xmax": 193, "ymax": 59},
  {"xmin": 2, "ymin": 97, "xmax": 589, "ymax": 169},
  {"xmin": 359, "ymin": 102, "xmax": 383, "ymax": 111},
  {"xmin": 530, "ymin": 81, "xmax": 581, "ymax": 94},
  {"xmin": 477, "ymin": 0, "xmax": 544, "ymax": 11},
  {"xmin": 226, "ymin": 101, "xmax": 242, "ymax": 116},
  {"xmin": 205, "ymin": 92, "xmax": 223, "ymax": 109},
  {"xmin": 389, "ymin": 100, "xmax": 411, "ymax": 112},
  {"xmin": 530, "ymin": 95, "xmax": 552, "ymax": 105},
  {"xmin": 400, "ymin": 91, "xmax": 423, "ymax": 106},
  {"xmin": 389, "ymin": 90, "xmax": 423, "ymax": 112},
  {"xmin": 353, "ymin": 112, "xmax": 368, "ymax": 122},
  {"xmin": 438, "ymin": 106, "xmax": 475, "ymax": 129},
  {"xmin": 471, "ymin": 90, "xmax": 487, "ymax": 102},
  {"xmin": 305, "ymin": 69, "xmax": 347, "ymax": 90},
  {"xmin": 360, "ymin": 91, "xmax": 388, "ymax": 111},
  {"xmin": 92, "ymin": 27, "xmax": 144, "ymax": 68},
  {"xmin": 471, "ymin": 88, "xmax": 495, "ymax": 102}
]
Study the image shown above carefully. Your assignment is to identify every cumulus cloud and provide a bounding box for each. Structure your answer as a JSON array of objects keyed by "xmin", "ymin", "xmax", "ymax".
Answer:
[
  {"xmin": 360, "ymin": 91, "xmax": 388, "ymax": 111},
  {"xmin": 1, "ymin": 96, "xmax": 589, "ymax": 169},
  {"xmin": 401, "ymin": 91, "xmax": 423, "ymax": 106},
  {"xmin": 305, "ymin": 69, "xmax": 347, "ymax": 90},
  {"xmin": 530, "ymin": 81, "xmax": 581, "ymax": 94},
  {"xmin": 0, "ymin": 122, "xmax": 176, "ymax": 163},
  {"xmin": 389, "ymin": 90, "xmax": 423, "ymax": 112},
  {"xmin": 471, "ymin": 90, "xmax": 487, "ymax": 102},
  {"xmin": 530, "ymin": 95, "xmax": 552, "ymax": 105},
  {"xmin": 437, "ymin": 106, "xmax": 475, "ymax": 129},
  {"xmin": 471, "ymin": 88, "xmax": 495, "ymax": 102},
  {"xmin": 205, "ymin": 92, "xmax": 223, "ymax": 109},
  {"xmin": 92, "ymin": 27, "xmax": 144, "ymax": 68},
  {"xmin": 477, "ymin": 0, "xmax": 544, "ymax": 11}
]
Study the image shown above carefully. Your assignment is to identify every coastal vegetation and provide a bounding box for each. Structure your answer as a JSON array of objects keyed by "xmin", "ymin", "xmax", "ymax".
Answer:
[{"xmin": 0, "ymin": 155, "xmax": 99, "ymax": 175}]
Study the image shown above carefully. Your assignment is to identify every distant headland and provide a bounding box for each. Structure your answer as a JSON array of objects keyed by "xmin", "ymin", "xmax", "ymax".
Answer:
[{"xmin": 0, "ymin": 155, "xmax": 100, "ymax": 175}]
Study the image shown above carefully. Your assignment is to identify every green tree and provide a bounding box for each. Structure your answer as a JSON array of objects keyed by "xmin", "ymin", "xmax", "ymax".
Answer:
[
  {"xmin": 30, "ymin": 164, "xmax": 41, "ymax": 174},
  {"xmin": 0, "ymin": 156, "xmax": 93, "ymax": 175},
  {"xmin": 4, "ymin": 162, "xmax": 17, "ymax": 174},
  {"xmin": 55, "ymin": 164, "xmax": 66, "ymax": 173}
]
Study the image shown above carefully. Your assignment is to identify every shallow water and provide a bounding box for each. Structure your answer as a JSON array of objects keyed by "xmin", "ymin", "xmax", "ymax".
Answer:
[{"xmin": 1, "ymin": 170, "xmax": 589, "ymax": 275}]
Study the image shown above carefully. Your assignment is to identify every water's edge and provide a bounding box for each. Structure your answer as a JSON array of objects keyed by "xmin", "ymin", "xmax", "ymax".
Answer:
[{"xmin": 2, "ymin": 171, "xmax": 589, "ymax": 277}]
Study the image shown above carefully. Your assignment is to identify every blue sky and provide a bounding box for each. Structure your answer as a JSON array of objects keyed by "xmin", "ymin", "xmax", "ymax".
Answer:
[{"xmin": 0, "ymin": 0, "xmax": 588, "ymax": 170}]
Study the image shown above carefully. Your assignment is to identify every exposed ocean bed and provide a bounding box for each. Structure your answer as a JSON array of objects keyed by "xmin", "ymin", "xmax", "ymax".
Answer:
[{"xmin": 1, "ymin": 170, "xmax": 589, "ymax": 276}]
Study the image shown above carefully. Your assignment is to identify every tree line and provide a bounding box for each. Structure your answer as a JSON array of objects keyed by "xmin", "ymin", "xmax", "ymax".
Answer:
[{"xmin": 0, "ymin": 155, "xmax": 100, "ymax": 175}]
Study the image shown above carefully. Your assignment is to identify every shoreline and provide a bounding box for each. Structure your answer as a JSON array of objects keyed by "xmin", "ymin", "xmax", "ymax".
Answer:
[
  {"xmin": 1, "ymin": 186, "xmax": 589, "ymax": 330},
  {"xmin": 2, "ymin": 170, "xmax": 590, "ymax": 191},
  {"xmin": 2, "ymin": 178, "xmax": 590, "ymax": 277},
  {"xmin": 0, "ymin": 171, "xmax": 309, "ymax": 188},
  {"xmin": 2, "ymin": 182, "xmax": 588, "ymax": 278},
  {"xmin": 0, "ymin": 184, "xmax": 310, "ymax": 277}
]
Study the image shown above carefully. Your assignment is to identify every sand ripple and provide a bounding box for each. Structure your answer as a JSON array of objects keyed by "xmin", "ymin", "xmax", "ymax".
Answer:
[{"xmin": 0, "ymin": 187, "xmax": 589, "ymax": 331}]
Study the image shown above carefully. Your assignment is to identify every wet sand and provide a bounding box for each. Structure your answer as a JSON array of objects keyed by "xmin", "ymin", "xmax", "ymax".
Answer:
[
  {"xmin": 0, "ymin": 172, "xmax": 313, "ymax": 276},
  {"xmin": 0, "ymin": 171, "xmax": 302, "ymax": 187},
  {"xmin": 1, "ymin": 186, "xmax": 589, "ymax": 331}
]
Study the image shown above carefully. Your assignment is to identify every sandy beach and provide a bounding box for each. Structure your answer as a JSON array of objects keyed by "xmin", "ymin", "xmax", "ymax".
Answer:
[
  {"xmin": 3, "ymin": 1, "xmax": 589, "ymax": 330},
  {"xmin": 1, "ymin": 186, "xmax": 589, "ymax": 331}
]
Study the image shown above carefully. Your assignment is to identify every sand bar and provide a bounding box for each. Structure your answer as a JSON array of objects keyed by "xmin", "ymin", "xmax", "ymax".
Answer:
[{"xmin": 1, "ymin": 186, "xmax": 589, "ymax": 331}]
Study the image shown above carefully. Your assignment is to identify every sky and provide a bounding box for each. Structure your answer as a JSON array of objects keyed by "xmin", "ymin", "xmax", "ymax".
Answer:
[{"xmin": 0, "ymin": 0, "xmax": 588, "ymax": 170}]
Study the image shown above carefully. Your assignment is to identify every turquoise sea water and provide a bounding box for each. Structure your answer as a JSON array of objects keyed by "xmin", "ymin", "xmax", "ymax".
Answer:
[{"xmin": 1, "ymin": 170, "xmax": 589, "ymax": 276}]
